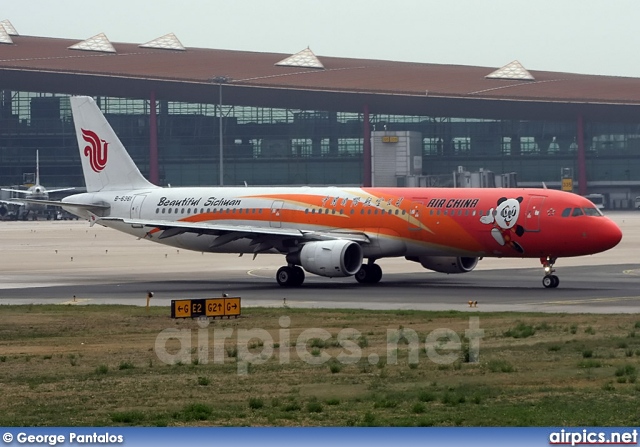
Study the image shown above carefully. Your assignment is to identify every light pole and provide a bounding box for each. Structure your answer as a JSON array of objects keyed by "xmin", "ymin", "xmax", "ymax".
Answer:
[{"xmin": 211, "ymin": 76, "xmax": 229, "ymax": 186}]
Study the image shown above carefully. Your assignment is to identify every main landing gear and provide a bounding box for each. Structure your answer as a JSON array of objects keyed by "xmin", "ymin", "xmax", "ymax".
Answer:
[
  {"xmin": 355, "ymin": 261, "xmax": 383, "ymax": 284},
  {"xmin": 541, "ymin": 256, "xmax": 559, "ymax": 288},
  {"xmin": 276, "ymin": 261, "xmax": 384, "ymax": 286},
  {"xmin": 276, "ymin": 265, "xmax": 305, "ymax": 287}
]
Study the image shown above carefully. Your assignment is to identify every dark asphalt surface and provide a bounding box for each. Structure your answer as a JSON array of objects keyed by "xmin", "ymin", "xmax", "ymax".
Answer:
[{"xmin": 3, "ymin": 263, "xmax": 639, "ymax": 313}]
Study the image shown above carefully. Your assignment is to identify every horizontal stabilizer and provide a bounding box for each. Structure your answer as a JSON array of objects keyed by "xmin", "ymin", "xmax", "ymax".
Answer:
[
  {"xmin": 17, "ymin": 198, "xmax": 110, "ymax": 210},
  {"xmin": 46, "ymin": 187, "xmax": 76, "ymax": 194},
  {"xmin": 1, "ymin": 188, "xmax": 30, "ymax": 195}
]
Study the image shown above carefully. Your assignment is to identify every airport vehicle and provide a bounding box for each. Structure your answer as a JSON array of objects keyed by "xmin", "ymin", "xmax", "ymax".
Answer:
[
  {"xmin": 29, "ymin": 96, "xmax": 622, "ymax": 288},
  {"xmin": 635, "ymin": 196, "xmax": 640, "ymax": 209},
  {"xmin": 0, "ymin": 151, "xmax": 74, "ymax": 219},
  {"xmin": 583, "ymin": 193, "xmax": 605, "ymax": 210}
]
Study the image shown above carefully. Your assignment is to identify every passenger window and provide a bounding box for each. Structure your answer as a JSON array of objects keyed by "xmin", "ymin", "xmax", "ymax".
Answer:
[
  {"xmin": 161, "ymin": 208, "xmax": 165, "ymax": 214},
  {"xmin": 572, "ymin": 208, "xmax": 584, "ymax": 216},
  {"xmin": 561, "ymin": 208, "xmax": 571, "ymax": 217}
]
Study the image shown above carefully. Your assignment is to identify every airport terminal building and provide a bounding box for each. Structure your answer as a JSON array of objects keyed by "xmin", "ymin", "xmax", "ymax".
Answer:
[{"xmin": 2, "ymin": 22, "xmax": 640, "ymax": 207}]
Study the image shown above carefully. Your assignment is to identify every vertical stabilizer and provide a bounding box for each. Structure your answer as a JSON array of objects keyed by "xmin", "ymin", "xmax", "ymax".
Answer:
[
  {"xmin": 70, "ymin": 96, "xmax": 157, "ymax": 192},
  {"xmin": 35, "ymin": 150, "xmax": 40, "ymax": 186}
]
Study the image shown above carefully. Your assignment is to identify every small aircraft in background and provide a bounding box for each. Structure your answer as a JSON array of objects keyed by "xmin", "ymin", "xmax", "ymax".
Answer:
[
  {"xmin": 0, "ymin": 150, "xmax": 75, "ymax": 220},
  {"xmin": 26, "ymin": 96, "xmax": 623, "ymax": 288}
]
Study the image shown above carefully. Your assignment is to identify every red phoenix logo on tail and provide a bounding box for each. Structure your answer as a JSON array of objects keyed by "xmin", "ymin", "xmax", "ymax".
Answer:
[{"xmin": 81, "ymin": 129, "xmax": 109, "ymax": 173}]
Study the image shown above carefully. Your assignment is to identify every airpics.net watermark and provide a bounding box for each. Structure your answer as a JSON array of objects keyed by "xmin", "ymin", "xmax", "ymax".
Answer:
[{"xmin": 154, "ymin": 316, "xmax": 484, "ymax": 375}]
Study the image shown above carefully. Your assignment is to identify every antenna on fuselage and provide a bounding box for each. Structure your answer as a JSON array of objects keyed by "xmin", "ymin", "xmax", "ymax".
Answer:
[{"xmin": 542, "ymin": 182, "xmax": 548, "ymax": 189}]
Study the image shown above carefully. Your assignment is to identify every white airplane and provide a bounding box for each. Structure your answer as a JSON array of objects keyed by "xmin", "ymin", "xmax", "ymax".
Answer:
[
  {"xmin": 0, "ymin": 150, "xmax": 75, "ymax": 219},
  {"xmin": 29, "ymin": 96, "xmax": 622, "ymax": 288}
]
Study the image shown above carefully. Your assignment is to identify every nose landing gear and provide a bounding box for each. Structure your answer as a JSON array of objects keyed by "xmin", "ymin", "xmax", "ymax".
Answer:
[{"xmin": 541, "ymin": 256, "xmax": 559, "ymax": 288}]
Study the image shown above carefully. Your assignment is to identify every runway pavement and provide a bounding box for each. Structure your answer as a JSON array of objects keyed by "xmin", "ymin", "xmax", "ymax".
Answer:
[{"xmin": 1, "ymin": 212, "xmax": 639, "ymax": 313}]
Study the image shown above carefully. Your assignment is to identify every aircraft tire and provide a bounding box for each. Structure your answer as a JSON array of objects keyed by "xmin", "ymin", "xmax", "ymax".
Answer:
[
  {"xmin": 543, "ymin": 275, "xmax": 559, "ymax": 288},
  {"xmin": 355, "ymin": 264, "xmax": 382, "ymax": 284},
  {"xmin": 355, "ymin": 265, "xmax": 370, "ymax": 283},
  {"xmin": 369, "ymin": 263, "xmax": 383, "ymax": 283},
  {"xmin": 292, "ymin": 266, "xmax": 305, "ymax": 286},
  {"xmin": 277, "ymin": 266, "xmax": 304, "ymax": 287}
]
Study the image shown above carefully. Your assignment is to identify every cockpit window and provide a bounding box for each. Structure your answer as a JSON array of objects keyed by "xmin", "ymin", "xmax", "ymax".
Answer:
[
  {"xmin": 572, "ymin": 208, "xmax": 584, "ymax": 217},
  {"xmin": 561, "ymin": 208, "xmax": 572, "ymax": 217},
  {"xmin": 583, "ymin": 207, "xmax": 603, "ymax": 216}
]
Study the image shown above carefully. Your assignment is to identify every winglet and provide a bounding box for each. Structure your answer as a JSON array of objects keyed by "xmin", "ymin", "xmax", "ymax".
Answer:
[{"xmin": 87, "ymin": 211, "xmax": 101, "ymax": 227}]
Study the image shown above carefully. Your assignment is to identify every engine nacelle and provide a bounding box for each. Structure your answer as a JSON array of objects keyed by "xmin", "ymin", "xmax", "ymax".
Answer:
[
  {"xmin": 287, "ymin": 240, "xmax": 363, "ymax": 278},
  {"xmin": 407, "ymin": 256, "xmax": 478, "ymax": 274}
]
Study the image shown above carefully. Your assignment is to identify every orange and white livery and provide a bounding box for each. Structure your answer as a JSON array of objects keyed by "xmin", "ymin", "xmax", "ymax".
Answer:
[{"xmin": 44, "ymin": 97, "xmax": 622, "ymax": 288}]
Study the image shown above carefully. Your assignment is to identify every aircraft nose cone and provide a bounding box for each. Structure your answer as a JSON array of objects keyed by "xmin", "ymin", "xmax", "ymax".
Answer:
[{"xmin": 602, "ymin": 219, "xmax": 623, "ymax": 251}]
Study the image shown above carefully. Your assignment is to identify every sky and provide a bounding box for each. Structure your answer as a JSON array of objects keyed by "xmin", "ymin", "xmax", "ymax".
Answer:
[{"xmin": 3, "ymin": 0, "xmax": 639, "ymax": 78}]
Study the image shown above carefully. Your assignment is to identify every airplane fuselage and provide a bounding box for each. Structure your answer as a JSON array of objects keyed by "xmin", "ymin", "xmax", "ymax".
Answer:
[{"xmin": 62, "ymin": 186, "xmax": 621, "ymax": 261}]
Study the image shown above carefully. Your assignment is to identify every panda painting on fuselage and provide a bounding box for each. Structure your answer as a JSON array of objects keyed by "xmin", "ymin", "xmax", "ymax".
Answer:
[{"xmin": 479, "ymin": 196, "xmax": 526, "ymax": 253}]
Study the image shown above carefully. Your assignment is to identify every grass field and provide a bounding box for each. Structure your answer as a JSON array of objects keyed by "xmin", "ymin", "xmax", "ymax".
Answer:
[{"xmin": 0, "ymin": 305, "xmax": 639, "ymax": 426}]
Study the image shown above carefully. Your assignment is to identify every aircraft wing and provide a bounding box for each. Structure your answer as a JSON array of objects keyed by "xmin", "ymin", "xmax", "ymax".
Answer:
[
  {"xmin": 0, "ymin": 198, "xmax": 25, "ymax": 207},
  {"xmin": 96, "ymin": 216, "xmax": 372, "ymax": 245}
]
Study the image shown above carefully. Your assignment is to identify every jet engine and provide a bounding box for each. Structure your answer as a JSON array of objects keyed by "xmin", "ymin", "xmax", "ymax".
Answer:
[
  {"xmin": 287, "ymin": 240, "xmax": 363, "ymax": 278},
  {"xmin": 0, "ymin": 205, "xmax": 6, "ymax": 217},
  {"xmin": 406, "ymin": 256, "xmax": 478, "ymax": 274}
]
